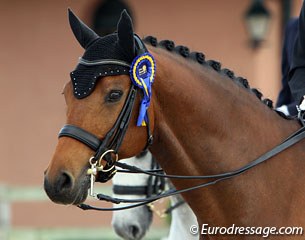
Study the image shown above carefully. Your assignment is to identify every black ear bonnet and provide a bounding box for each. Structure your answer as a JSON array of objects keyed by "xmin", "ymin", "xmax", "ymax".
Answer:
[{"xmin": 69, "ymin": 9, "xmax": 147, "ymax": 99}]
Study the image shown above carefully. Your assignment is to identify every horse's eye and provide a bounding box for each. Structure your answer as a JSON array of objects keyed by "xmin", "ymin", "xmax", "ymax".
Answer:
[{"xmin": 106, "ymin": 90, "xmax": 123, "ymax": 102}]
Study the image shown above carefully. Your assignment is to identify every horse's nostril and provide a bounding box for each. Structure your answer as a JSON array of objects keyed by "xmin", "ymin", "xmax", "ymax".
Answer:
[
  {"xmin": 129, "ymin": 225, "xmax": 141, "ymax": 239},
  {"xmin": 57, "ymin": 171, "xmax": 73, "ymax": 191}
]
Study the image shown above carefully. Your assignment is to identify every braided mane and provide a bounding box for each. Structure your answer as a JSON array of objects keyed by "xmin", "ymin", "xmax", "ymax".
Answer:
[{"xmin": 143, "ymin": 35, "xmax": 278, "ymax": 112}]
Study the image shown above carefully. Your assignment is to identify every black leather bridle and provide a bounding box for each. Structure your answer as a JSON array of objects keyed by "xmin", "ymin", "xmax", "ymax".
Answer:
[
  {"xmin": 59, "ymin": 84, "xmax": 138, "ymax": 183},
  {"xmin": 58, "ymin": 35, "xmax": 153, "ymax": 183}
]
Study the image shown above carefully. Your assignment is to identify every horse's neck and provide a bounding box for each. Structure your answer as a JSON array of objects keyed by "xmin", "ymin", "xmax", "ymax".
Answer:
[
  {"xmin": 149, "ymin": 48, "xmax": 305, "ymax": 226},
  {"xmin": 150, "ymin": 47, "xmax": 297, "ymax": 175}
]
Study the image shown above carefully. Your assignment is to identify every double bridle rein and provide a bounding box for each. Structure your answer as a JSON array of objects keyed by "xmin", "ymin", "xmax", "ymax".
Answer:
[
  {"xmin": 113, "ymin": 153, "xmax": 182, "ymax": 217},
  {"xmin": 78, "ymin": 118, "xmax": 305, "ymax": 212},
  {"xmin": 58, "ymin": 35, "xmax": 305, "ymax": 212},
  {"xmin": 113, "ymin": 153, "xmax": 165, "ymax": 198}
]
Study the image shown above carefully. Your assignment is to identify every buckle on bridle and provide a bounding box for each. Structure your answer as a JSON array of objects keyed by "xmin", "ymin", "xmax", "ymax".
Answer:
[{"xmin": 97, "ymin": 149, "xmax": 118, "ymax": 167}]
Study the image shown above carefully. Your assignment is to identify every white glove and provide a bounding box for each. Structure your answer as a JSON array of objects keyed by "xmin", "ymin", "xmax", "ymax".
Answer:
[
  {"xmin": 276, "ymin": 105, "xmax": 289, "ymax": 116},
  {"xmin": 299, "ymin": 96, "xmax": 305, "ymax": 111}
]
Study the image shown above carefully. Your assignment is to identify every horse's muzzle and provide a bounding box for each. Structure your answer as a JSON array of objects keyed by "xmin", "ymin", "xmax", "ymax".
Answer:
[{"xmin": 43, "ymin": 170, "xmax": 88, "ymax": 205}]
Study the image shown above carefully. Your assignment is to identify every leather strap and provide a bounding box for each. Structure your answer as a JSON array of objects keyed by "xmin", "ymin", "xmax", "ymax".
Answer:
[
  {"xmin": 59, "ymin": 125, "xmax": 101, "ymax": 151},
  {"xmin": 113, "ymin": 185, "xmax": 148, "ymax": 195},
  {"xmin": 85, "ymin": 125, "xmax": 305, "ymax": 207}
]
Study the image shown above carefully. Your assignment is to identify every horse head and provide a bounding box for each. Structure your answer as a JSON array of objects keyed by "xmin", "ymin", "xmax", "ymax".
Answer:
[{"xmin": 44, "ymin": 9, "xmax": 153, "ymax": 205}]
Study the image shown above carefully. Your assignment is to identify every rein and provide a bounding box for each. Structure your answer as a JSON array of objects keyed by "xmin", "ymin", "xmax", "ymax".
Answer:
[
  {"xmin": 113, "ymin": 156, "xmax": 180, "ymax": 217},
  {"xmin": 79, "ymin": 116, "xmax": 305, "ymax": 211},
  {"xmin": 113, "ymin": 156, "xmax": 165, "ymax": 197},
  {"xmin": 82, "ymin": 155, "xmax": 185, "ymax": 215}
]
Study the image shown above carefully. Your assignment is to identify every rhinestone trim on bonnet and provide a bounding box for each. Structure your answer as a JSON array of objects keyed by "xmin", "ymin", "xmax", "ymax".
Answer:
[{"xmin": 70, "ymin": 58, "xmax": 131, "ymax": 99}]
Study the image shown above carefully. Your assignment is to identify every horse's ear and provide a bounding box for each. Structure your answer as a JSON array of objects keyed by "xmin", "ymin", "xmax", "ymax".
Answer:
[
  {"xmin": 117, "ymin": 10, "xmax": 135, "ymax": 58},
  {"xmin": 68, "ymin": 8, "xmax": 99, "ymax": 49}
]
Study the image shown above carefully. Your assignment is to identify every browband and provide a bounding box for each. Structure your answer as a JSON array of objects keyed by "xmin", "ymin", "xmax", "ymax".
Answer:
[{"xmin": 78, "ymin": 58, "xmax": 131, "ymax": 68}]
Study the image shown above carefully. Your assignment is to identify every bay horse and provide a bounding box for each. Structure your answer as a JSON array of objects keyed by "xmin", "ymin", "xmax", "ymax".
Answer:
[
  {"xmin": 44, "ymin": 9, "xmax": 305, "ymax": 239},
  {"xmin": 111, "ymin": 151, "xmax": 198, "ymax": 240}
]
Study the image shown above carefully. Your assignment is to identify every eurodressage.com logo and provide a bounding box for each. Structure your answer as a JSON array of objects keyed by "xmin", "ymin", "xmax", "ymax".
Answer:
[{"xmin": 189, "ymin": 224, "xmax": 304, "ymax": 238}]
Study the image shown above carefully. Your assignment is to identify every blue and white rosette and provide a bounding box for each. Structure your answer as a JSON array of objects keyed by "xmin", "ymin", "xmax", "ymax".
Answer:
[{"xmin": 130, "ymin": 52, "xmax": 156, "ymax": 126}]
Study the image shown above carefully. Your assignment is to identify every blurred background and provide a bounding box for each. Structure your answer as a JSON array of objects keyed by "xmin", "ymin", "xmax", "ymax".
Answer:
[{"xmin": 0, "ymin": 0, "xmax": 303, "ymax": 239}]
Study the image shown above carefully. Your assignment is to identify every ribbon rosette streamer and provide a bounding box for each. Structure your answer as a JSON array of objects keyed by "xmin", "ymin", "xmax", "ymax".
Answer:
[{"xmin": 130, "ymin": 52, "xmax": 156, "ymax": 126}]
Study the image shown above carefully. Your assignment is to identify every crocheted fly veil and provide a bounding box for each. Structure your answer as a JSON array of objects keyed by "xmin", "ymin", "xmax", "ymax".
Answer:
[
  {"xmin": 68, "ymin": 9, "xmax": 136, "ymax": 99},
  {"xmin": 69, "ymin": 9, "xmax": 155, "ymax": 127}
]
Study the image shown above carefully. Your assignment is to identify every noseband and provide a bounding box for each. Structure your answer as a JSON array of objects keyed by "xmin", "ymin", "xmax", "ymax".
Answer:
[
  {"xmin": 59, "ymin": 84, "xmax": 138, "ymax": 183},
  {"xmin": 58, "ymin": 35, "xmax": 153, "ymax": 185}
]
